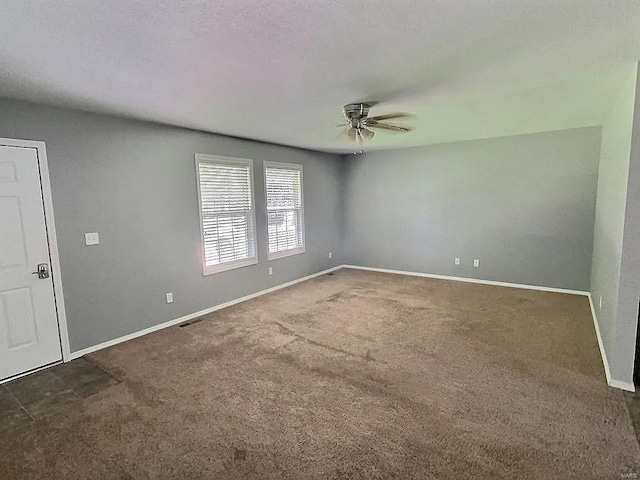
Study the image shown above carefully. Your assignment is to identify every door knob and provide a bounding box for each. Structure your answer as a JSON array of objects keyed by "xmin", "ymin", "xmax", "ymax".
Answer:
[{"xmin": 31, "ymin": 263, "xmax": 50, "ymax": 279}]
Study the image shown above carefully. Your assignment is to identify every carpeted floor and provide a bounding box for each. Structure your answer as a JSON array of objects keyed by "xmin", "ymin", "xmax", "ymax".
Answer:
[{"xmin": 1, "ymin": 269, "xmax": 639, "ymax": 479}]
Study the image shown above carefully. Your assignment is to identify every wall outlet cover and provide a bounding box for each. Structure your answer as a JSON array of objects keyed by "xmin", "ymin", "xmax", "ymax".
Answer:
[
  {"xmin": 328, "ymin": 252, "xmax": 332, "ymax": 259},
  {"xmin": 454, "ymin": 257, "xmax": 460, "ymax": 265},
  {"xmin": 166, "ymin": 292, "xmax": 173, "ymax": 304},
  {"xmin": 473, "ymin": 259, "xmax": 480, "ymax": 267},
  {"xmin": 268, "ymin": 267, "xmax": 273, "ymax": 275},
  {"xmin": 85, "ymin": 232, "xmax": 99, "ymax": 245}
]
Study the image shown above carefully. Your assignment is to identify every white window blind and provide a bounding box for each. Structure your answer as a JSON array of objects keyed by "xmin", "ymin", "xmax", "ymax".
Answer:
[
  {"xmin": 264, "ymin": 162, "xmax": 305, "ymax": 260},
  {"xmin": 195, "ymin": 155, "xmax": 257, "ymax": 275}
]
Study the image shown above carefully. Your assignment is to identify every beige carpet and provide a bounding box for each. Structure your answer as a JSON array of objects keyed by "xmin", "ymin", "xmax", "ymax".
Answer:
[{"xmin": 1, "ymin": 269, "xmax": 638, "ymax": 479}]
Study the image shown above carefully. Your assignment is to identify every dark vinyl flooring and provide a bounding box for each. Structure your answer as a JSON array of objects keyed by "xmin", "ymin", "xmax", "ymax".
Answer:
[{"xmin": 0, "ymin": 357, "xmax": 119, "ymax": 433}]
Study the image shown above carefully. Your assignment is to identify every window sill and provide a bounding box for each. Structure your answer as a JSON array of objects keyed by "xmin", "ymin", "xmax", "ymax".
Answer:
[
  {"xmin": 203, "ymin": 257, "xmax": 258, "ymax": 276},
  {"xmin": 267, "ymin": 247, "xmax": 305, "ymax": 262}
]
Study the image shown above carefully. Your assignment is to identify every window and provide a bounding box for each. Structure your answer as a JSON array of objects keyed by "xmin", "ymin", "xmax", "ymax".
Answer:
[
  {"xmin": 195, "ymin": 154, "xmax": 257, "ymax": 275},
  {"xmin": 264, "ymin": 162, "xmax": 305, "ymax": 260}
]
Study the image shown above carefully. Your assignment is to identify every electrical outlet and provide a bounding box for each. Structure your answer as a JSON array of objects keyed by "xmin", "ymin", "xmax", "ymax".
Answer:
[
  {"xmin": 268, "ymin": 266, "xmax": 273, "ymax": 276},
  {"xmin": 454, "ymin": 257, "xmax": 460, "ymax": 266},
  {"xmin": 473, "ymin": 259, "xmax": 480, "ymax": 268},
  {"xmin": 166, "ymin": 292, "xmax": 173, "ymax": 304},
  {"xmin": 328, "ymin": 252, "xmax": 332, "ymax": 259},
  {"xmin": 85, "ymin": 232, "xmax": 99, "ymax": 245},
  {"xmin": 599, "ymin": 296, "xmax": 603, "ymax": 309}
]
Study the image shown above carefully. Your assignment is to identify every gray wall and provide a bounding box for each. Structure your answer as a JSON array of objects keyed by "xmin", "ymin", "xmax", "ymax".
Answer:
[
  {"xmin": 342, "ymin": 128, "xmax": 602, "ymax": 291},
  {"xmin": 591, "ymin": 63, "xmax": 640, "ymax": 386},
  {"xmin": 0, "ymin": 99, "xmax": 343, "ymax": 352}
]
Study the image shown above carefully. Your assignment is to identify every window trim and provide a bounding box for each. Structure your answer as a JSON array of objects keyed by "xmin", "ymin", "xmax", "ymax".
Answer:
[
  {"xmin": 195, "ymin": 154, "xmax": 258, "ymax": 276},
  {"xmin": 264, "ymin": 161, "xmax": 306, "ymax": 261}
]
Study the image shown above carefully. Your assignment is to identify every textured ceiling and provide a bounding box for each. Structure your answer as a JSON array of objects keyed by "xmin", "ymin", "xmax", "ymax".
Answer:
[{"xmin": 1, "ymin": 1, "xmax": 639, "ymax": 152}]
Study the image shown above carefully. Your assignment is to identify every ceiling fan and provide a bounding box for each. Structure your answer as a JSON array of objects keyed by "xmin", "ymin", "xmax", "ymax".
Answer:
[{"xmin": 337, "ymin": 103, "xmax": 413, "ymax": 144}]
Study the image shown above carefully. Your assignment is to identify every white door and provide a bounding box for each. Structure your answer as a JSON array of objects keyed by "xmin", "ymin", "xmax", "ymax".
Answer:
[{"xmin": 0, "ymin": 145, "xmax": 62, "ymax": 380}]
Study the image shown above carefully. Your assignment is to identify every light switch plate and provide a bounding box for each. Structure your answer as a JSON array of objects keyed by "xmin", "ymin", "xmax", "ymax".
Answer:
[{"xmin": 85, "ymin": 232, "xmax": 100, "ymax": 245}]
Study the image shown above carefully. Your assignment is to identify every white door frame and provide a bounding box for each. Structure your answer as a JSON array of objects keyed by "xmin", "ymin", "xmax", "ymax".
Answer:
[{"xmin": 0, "ymin": 137, "xmax": 71, "ymax": 362}]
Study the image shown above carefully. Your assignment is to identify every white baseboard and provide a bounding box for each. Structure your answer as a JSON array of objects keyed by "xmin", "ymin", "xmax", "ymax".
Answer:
[
  {"xmin": 343, "ymin": 265, "xmax": 590, "ymax": 296},
  {"xmin": 588, "ymin": 294, "xmax": 635, "ymax": 392},
  {"xmin": 588, "ymin": 294, "xmax": 613, "ymax": 386},
  {"xmin": 69, "ymin": 265, "xmax": 343, "ymax": 360},
  {"xmin": 609, "ymin": 379, "xmax": 636, "ymax": 391},
  {"xmin": 609, "ymin": 380, "xmax": 636, "ymax": 392}
]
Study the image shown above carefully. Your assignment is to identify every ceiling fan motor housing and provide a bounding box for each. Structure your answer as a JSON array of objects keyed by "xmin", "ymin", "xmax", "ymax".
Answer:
[{"xmin": 343, "ymin": 103, "xmax": 371, "ymax": 127}]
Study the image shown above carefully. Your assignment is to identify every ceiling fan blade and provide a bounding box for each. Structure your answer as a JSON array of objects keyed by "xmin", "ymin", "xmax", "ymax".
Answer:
[
  {"xmin": 367, "ymin": 113, "xmax": 413, "ymax": 122},
  {"xmin": 367, "ymin": 122, "xmax": 413, "ymax": 133},
  {"xmin": 356, "ymin": 129, "xmax": 364, "ymax": 145},
  {"xmin": 360, "ymin": 128, "xmax": 375, "ymax": 140}
]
